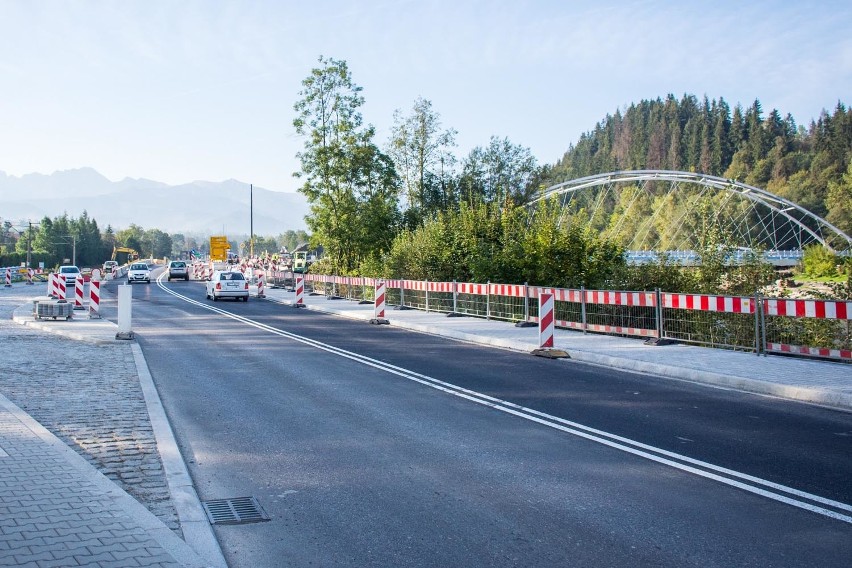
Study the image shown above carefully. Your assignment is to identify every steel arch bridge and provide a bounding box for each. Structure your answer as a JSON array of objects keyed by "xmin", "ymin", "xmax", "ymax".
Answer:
[{"xmin": 531, "ymin": 170, "xmax": 852, "ymax": 255}]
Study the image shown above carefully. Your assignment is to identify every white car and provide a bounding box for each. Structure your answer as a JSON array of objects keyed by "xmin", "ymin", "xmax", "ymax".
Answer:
[
  {"xmin": 58, "ymin": 265, "xmax": 81, "ymax": 284},
  {"xmin": 127, "ymin": 262, "xmax": 151, "ymax": 284},
  {"xmin": 205, "ymin": 270, "xmax": 249, "ymax": 301}
]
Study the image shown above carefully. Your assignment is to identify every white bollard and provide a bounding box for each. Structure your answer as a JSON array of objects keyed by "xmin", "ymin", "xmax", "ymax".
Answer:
[{"xmin": 116, "ymin": 285, "xmax": 134, "ymax": 339}]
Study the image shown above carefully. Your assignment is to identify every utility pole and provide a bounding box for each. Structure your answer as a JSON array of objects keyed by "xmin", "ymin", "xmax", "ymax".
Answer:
[{"xmin": 250, "ymin": 183, "xmax": 254, "ymax": 258}]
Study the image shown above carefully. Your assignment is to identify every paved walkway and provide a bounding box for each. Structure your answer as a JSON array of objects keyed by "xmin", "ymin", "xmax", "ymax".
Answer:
[
  {"xmin": 0, "ymin": 283, "xmax": 225, "ymax": 568},
  {"xmin": 1, "ymin": 278, "xmax": 850, "ymax": 567}
]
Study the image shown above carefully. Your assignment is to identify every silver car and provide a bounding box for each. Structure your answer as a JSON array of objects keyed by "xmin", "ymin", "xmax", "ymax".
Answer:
[
  {"xmin": 127, "ymin": 262, "xmax": 151, "ymax": 284},
  {"xmin": 167, "ymin": 260, "xmax": 189, "ymax": 281}
]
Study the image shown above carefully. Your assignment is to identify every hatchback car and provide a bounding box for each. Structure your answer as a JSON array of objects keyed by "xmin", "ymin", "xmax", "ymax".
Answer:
[
  {"xmin": 103, "ymin": 260, "xmax": 118, "ymax": 274},
  {"xmin": 127, "ymin": 262, "xmax": 151, "ymax": 284},
  {"xmin": 167, "ymin": 260, "xmax": 189, "ymax": 281},
  {"xmin": 205, "ymin": 270, "xmax": 249, "ymax": 301}
]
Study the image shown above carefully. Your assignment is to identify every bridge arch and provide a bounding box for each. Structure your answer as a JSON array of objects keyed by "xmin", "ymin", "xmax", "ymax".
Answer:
[{"xmin": 531, "ymin": 170, "xmax": 852, "ymax": 252}]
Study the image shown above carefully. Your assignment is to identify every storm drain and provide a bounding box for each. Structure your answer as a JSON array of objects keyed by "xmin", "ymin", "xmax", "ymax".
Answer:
[{"xmin": 202, "ymin": 497, "xmax": 270, "ymax": 525}]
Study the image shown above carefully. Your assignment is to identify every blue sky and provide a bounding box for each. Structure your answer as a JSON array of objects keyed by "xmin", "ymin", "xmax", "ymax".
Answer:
[{"xmin": 1, "ymin": 0, "xmax": 850, "ymax": 192}]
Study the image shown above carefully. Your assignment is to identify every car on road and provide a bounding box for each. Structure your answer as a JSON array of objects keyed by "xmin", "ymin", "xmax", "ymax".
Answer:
[
  {"xmin": 206, "ymin": 270, "xmax": 249, "ymax": 301},
  {"xmin": 127, "ymin": 262, "xmax": 151, "ymax": 284},
  {"xmin": 167, "ymin": 260, "xmax": 189, "ymax": 281},
  {"xmin": 103, "ymin": 260, "xmax": 118, "ymax": 274},
  {"xmin": 58, "ymin": 265, "xmax": 81, "ymax": 284}
]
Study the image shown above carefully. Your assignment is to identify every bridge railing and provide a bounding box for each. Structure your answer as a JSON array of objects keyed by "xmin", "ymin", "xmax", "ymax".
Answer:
[{"xmin": 300, "ymin": 274, "xmax": 851, "ymax": 362}]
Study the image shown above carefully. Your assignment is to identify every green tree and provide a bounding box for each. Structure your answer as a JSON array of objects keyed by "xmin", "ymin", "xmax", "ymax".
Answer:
[
  {"xmin": 826, "ymin": 158, "xmax": 852, "ymax": 236},
  {"xmin": 387, "ymin": 97, "xmax": 457, "ymax": 225},
  {"xmin": 458, "ymin": 136, "xmax": 540, "ymax": 205},
  {"xmin": 293, "ymin": 56, "xmax": 401, "ymax": 273}
]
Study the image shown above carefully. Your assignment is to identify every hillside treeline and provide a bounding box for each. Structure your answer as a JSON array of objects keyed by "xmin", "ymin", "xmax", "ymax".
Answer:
[
  {"xmin": 549, "ymin": 95, "xmax": 852, "ymax": 236},
  {"xmin": 0, "ymin": 212, "xmax": 309, "ymax": 268}
]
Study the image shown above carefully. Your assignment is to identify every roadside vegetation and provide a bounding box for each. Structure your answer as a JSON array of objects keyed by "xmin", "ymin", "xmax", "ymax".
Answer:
[{"xmin": 3, "ymin": 57, "xmax": 849, "ymax": 301}]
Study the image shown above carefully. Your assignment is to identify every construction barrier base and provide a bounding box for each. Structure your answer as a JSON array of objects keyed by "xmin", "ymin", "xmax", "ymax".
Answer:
[
  {"xmin": 292, "ymin": 304, "xmax": 306, "ymax": 309},
  {"xmin": 531, "ymin": 348, "xmax": 570, "ymax": 359},
  {"xmin": 370, "ymin": 317, "xmax": 390, "ymax": 325},
  {"xmin": 515, "ymin": 320, "xmax": 537, "ymax": 328},
  {"xmin": 115, "ymin": 331, "xmax": 135, "ymax": 340},
  {"xmin": 358, "ymin": 300, "xmax": 373, "ymax": 305},
  {"xmin": 643, "ymin": 337, "xmax": 677, "ymax": 346}
]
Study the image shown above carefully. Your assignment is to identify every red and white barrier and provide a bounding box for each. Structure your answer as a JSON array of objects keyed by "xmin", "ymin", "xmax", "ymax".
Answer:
[
  {"xmin": 764, "ymin": 299, "xmax": 851, "ymax": 320},
  {"xmin": 375, "ymin": 281, "xmax": 386, "ymax": 319},
  {"xmin": 3, "ymin": 268, "xmax": 10, "ymax": 287},
  {"xmin": 295, "ymin": 275, "xmax": 304, "ymax": 306},
  {"xmin": 370, "ymin": 280, "xmax": 389, "ymax": 324},
  {"xmin": 256, "ymin": 271, "xmax": 266, "ymax": 298},
  {"xmin": 766, "ymin": 342, "xmax": 851, "ymax": 361},
  {"xmin": 539, "ymin": 292, "xmax": 555, "ymax": 348},
  {"xmin": 26, "ymin": 268, "xmax": 34, "ymax": 285},
  {"xmin": 74, "ymin": 276, "xmax": 85, "ymax": 309},
  {"xmin": 57, "ymin": 275, "xmax": 67, "ymax": 301},
  {"xmin": 662, "ymin": 293, "xmax": 753, "ymax": 314},
  {"xmin": 89, "ymin": 279, "xmax": 101, "ymax": 318}
]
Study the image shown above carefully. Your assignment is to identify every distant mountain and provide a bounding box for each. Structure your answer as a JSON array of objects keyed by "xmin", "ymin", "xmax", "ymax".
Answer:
[{"xmin": 0, "ymin": 169, "xmax": 309, "ymax": 235}]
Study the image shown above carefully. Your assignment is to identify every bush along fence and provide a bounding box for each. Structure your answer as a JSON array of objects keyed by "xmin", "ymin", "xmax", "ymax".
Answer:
[{"xmin": 297, "ymin": 273, "xmax": 852, "ymax": 362}]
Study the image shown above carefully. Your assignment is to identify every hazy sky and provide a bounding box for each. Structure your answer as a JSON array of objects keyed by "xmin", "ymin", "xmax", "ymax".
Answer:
[{"xmin": 1, "ymin": 0, "xmax": 850, "ymax": 192}]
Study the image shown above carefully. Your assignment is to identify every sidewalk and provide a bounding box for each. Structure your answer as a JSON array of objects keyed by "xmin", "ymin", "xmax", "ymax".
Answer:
[
  {"xmin": 0, "ymin": 284, "xmax": 225, "ymax": 568},
  {"xmin": 259, "ymin": 285, "xmax": 852, "ymax": 411}
]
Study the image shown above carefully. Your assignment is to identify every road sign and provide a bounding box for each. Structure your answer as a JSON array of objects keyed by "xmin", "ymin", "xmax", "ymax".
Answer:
[{"xmin": 210, "ymin": 236, "xmax": 229, "ymax": 262}]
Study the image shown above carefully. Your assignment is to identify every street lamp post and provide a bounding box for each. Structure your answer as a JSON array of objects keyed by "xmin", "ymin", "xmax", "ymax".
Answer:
[
  {"xmin": 250, "ymin": 183, "xmax": 254, "ymax": 258},
  {"xmin": 60, "ymin": 235, "xmax": 76, "ymax": 266}
]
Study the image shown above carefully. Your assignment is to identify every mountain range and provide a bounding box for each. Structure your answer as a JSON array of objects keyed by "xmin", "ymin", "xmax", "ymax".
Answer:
[{"xmin": 0, "ymin": 168, "xmax": 309, "ymax": 236}]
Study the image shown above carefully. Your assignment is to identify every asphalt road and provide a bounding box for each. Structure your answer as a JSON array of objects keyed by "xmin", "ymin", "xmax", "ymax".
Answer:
[{"xmin": 104, "ymin": 273, "xmax": 852, "ymax": 567}]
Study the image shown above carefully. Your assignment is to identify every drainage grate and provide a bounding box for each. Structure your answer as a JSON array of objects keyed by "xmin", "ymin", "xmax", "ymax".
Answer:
[{"xmin": 202, "ymin": 497, "xmax": 270, "ymax": 525}]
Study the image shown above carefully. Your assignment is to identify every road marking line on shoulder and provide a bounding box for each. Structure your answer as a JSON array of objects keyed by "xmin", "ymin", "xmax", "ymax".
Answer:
[{"xmin": 157, "ymin": 276, "xmax": 852, "ymax": 525}]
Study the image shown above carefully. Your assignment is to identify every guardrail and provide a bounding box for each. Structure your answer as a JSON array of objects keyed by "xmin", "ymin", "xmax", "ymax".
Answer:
[{"xmin": 299, "ymin": 274, "xmax": 851, "ymax": 362}]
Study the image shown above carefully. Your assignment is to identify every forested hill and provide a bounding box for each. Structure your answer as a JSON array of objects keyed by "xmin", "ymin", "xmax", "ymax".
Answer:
[{"xmin": 546, "ymin": 95, "xmax": 852, "ymax": 235}]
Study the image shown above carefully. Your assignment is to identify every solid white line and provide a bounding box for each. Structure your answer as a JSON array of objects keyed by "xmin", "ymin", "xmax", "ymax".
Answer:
[{"xmin": 157, "ymin": 276, "xmax": 852, "ymax": 524}]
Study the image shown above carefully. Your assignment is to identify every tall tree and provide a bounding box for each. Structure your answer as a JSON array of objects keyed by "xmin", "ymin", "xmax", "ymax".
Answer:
[
  {"xmin": 293, "ymin": 56, "xmax": 400, "ymax": 272},
  {"xmin": 387, "ymin": 97, "xmax": 457, "ymax": 224}
]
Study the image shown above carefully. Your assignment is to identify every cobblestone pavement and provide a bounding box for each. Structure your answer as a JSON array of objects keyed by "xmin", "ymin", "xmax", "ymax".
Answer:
[
  {"xmin": 0, "ymin": 287, "xmax": 181, "ymax": 535},
  {"xmin": 0, "ymin": 396, "xmax": 185, "ymax": 567}
]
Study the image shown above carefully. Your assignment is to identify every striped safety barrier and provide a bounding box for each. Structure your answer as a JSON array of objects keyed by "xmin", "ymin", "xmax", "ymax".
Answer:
[
  {"xmin": 764, "ymin": 298, "xmax": 852, "ymax": 360},
  {"xmin": 375, "ymin": 280, "xmax": 386, "ymax": 319},
  {"xmin": 662, "ymin": 293, "xmax": 754, "ymax": 313},
  {"xmin": 26, "ymin": 268, "xmax": 34, "ymax": 285},
  {"xmin": 74, "ymin": 276, "xmax": 85, "ymax": 309},
  {"xmin": 766, "ymin": 343, "xmax": 851, "ymax": 360},
  {"xmin": 89, "ymin": 279, "xmax": 101, "ymax": 318},
  {"xmin": 57, "ymin": 275, "xmax": 67, "ymax": 301},
  {"xmin": 4, "ymin": 268, "xmax": 10, "ymax": 287},
  {"xmin": 256, "ymin": 271, "xmax": 266, "ymax": 298},
  {"xmin": 295, "ymin": 276, "xmax": 304, "ymax": 306},
  {"xmin": 764, "ymin": 299, "xmax": 850, "ymax": 319},
  {"xmin": 539, "ymin": 292, "xmax": 555, "ymax": 348}
]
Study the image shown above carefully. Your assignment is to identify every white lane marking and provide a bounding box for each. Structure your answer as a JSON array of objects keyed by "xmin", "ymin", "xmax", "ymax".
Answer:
[{"xmin": 157, "ymin": 276, "xmax": 852, "ymax": 524}]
